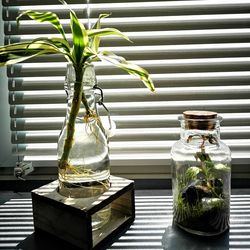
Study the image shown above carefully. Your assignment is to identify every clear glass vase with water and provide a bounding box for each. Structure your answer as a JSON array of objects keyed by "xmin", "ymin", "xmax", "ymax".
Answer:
[{"xmin": 57, "ymin": 64, "xmax": 111, "ymax": 230}]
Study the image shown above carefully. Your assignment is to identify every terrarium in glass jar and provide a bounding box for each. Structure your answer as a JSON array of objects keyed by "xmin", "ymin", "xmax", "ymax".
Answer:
[{"xmin": 171, "ymin": 110, "xmax": 231, "ymax": 236}]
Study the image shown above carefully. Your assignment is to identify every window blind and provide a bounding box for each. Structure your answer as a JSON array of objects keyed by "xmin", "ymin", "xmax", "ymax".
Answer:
[{"xmin": 2, "ymin": 0, "xmax": 250, "ymax": 179}]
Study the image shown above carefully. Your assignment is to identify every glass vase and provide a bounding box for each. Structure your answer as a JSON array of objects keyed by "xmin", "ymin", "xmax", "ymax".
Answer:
[
  {"xmin": 57, "ymin": 63, "xmax": 110, "ymax": 229},
  {"xmin": 171, "ymin": 110, "xmax": 231, "ymax": 236}
]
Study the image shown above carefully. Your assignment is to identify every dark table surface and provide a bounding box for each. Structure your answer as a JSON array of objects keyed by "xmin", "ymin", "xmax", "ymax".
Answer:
[{"xmin": 0, "ymin": 189, "xmax": 250, "ymax": 250}]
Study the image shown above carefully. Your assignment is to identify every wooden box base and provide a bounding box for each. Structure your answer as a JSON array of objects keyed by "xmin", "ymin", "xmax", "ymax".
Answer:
[{"xmin": 31, "ymin": 176, "xmax": 135, "ymax": 249}]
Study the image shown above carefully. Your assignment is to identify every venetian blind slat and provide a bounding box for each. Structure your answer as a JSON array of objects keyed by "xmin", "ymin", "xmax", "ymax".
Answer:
[
  {"xmin": 8, "ymin": 86, "xmax": 250, "ymax": 105},
  {"xmin": 8, "ymin": 71, "xmax": 250, "ymax": 91},
  {"xmin": 10, "ymin": 113, "xmax": 250, "ymax": 131},
  {"xmin": 4, "ymin": 1, "xmax": 250, "ymax": 20},
  {"xmin": 9, "ymin": 99, "xmax": 250, "ymax": 117},
  {"xmin": 11, "ymin": 127, "xmax": 250, "ymax": 144}
]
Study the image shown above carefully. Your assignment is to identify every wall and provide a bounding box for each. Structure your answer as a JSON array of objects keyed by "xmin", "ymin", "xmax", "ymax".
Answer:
[{"xmin": 0, "ymin": 4, "xmax": 16, "ymax": 168}]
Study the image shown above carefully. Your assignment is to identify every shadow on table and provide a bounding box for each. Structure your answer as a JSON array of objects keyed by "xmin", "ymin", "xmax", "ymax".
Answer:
[
  {"xmin": 162, "ymin": 225, "xmax": 229, "ymax": 250},
  {"xmin": 17, "ymin": 230, "xmax": 80, "ymax": 250},
  {"xmin": 17, "ymin": 228, "xmax": 121, "ymax": 250}
]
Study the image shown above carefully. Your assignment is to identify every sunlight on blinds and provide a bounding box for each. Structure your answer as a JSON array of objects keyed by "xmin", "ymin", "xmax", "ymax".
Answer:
[{"xmin": 2, "ymin": 0, "xmax": 250, "ymax": 179}]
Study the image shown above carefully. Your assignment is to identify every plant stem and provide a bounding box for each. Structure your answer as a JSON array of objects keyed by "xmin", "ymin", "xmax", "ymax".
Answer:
[
  {"xmin": 58, "ymin": 65, "xmax": 90, "ymax": 170},
  {"xmin": 82, "ymin": 90, "xmax": 91, "ymax": 116}
]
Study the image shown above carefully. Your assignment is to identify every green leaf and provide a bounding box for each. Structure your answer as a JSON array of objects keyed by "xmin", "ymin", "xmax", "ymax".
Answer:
[
  {"xmin": 70, "ymin": 12, "xmax": 88, "ymax": 64},
  {"xmin": 93, "ymin": 14, "xmax": 110, "ymax": 29},
  {"xmin": 89, "ymin": 14, "xmax": 131, "ymax": 54},
  {"xmin": 185, "ymin": 166, "xmax": 201, "ymax": 180},
  {"xmin": 195, "ymin": 151, "xmax": 212, "ymax": 162},
  {"xmin": 0, "ymin": 42, "xmax": 60, "ymax": 65},
  {"xmin": 204, "ymin": 160, "xmax": 214, "ymax": 170},
  {"xmin": 17, "ymin": 10, "xmax": 67, "ymax": 42},
  {"xmin": 214, "ymin": 163, "xmax": 231, "ymax": 172},
  {"xmin": 58, "ymin": 0, "xmax": 88, "ymax": 64},
  {"xmin": 88, "ymin": 28, "xmax": 131, "ymax": 41},
  {"xmin": 29, "ymin": 37, "xmax": 71, "ymax": 53},
  {"xmin": 29, "ymin": 38, "xmax": 75, "ymax": 64},
  {"xmin": 97, "ymin": 51, "xmax": 155, "ymax": 92},
  {"xmin": 0, "ymin": 51, "xmax": 40, "ymax": 66},
  {"xmin": 90, "ymin": 14, "xmax": 110, "ymax": 53}
]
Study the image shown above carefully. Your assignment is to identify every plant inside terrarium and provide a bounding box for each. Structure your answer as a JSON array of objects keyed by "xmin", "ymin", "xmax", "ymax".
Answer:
[{"xmin": 173, "ymin": 134, "xmax": 230, "ymax": 234}]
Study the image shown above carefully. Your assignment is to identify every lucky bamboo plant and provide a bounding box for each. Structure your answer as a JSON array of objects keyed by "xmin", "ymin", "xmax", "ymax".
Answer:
[{"xmin": 0, "ymin": 0, "xmax": 155, "ymax": 172}]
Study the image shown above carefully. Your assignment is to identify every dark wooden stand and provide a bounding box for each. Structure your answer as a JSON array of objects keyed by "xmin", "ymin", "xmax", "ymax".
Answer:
[{"xmin": 31, "ymin": 176, "xmax": 135, "ymax": 249}]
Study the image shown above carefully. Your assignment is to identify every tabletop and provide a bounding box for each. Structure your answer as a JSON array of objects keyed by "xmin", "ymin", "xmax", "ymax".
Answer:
[{"xmin": 0, "ymin": 189, "xmax": 250, "ymax": 250}]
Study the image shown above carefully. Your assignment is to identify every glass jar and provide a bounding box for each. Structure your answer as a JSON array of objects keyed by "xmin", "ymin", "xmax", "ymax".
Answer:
[
  {"xmin": 171, "ymin": 110, "xmax": 231, "ymax": 236},
  {"xmin": 58, "ymin": 64, "xmax": 110, "ymax": 198},
  {"xmin": 57, "ymin": 64, "xmax": 111, "ymax": 229}
]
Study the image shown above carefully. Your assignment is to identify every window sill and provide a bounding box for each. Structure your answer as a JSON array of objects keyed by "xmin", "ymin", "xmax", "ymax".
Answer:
[{"xmin": 0, "ymin": 189, "xmax": 250, "ymax": 249}]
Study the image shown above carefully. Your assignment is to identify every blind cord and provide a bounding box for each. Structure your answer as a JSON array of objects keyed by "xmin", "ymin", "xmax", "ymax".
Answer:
[{"xmin": 87, "ymin": 0, "xmax": 91, "ymax": 29}]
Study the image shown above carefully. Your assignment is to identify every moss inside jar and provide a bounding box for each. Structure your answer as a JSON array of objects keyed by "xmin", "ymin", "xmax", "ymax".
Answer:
[{"xmin": 171, "ymin": 110, "xmax": 231, "ymax": 236}]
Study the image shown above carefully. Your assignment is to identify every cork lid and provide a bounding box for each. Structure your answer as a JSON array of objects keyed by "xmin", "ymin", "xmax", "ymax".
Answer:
[
  {"xmin": 183, "ymin": 110, "xmax": 218, "ymax": 130},
  {"xmin": 183, "ymin": 110, "xmax": 217, "ymax": 120}
]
